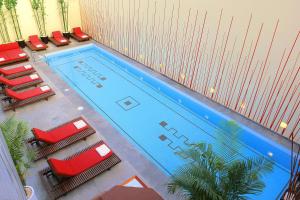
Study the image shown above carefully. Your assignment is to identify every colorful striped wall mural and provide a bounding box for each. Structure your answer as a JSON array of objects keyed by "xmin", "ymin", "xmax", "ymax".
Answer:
[{"xmin": 79, "ymin": 0, "xmax": 300, "ymax": 143}]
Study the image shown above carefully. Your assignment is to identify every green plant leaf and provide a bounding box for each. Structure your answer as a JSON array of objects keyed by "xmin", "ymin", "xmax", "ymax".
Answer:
[
  {"xmin": 0, "ymin": 116, "xmax": 35, "ymax": 185},
  {"xmin": 169, "ymin": 142, "xmax": 273, "ymax": 200}
]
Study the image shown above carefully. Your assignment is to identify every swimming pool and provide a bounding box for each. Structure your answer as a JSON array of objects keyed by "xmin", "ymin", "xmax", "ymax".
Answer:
[{"xmin": 45, "ymin": 44, "xmax": 290, "ymax": 199}]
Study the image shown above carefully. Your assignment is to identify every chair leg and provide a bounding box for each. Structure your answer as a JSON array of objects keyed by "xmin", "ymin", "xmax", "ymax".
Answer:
[
  {"xmin": 0, "ymin": 84, "xmax": 5, "ymax": 90},
  {"xmin": 29, "ymin": 139, "xmax": 40, "ymax": 146},
  {"xmin": 44, "ymin": 170, "xmax": 53, "ymax": 177},
  {"xmin": 1, "ymin": 96, "xmax": 12, "ymax": 102}
]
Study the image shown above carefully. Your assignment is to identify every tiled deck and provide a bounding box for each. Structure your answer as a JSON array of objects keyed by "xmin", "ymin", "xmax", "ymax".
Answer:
[{"xmin": 0, "ymin": 38, "xmax": 293, "ymax": 200}]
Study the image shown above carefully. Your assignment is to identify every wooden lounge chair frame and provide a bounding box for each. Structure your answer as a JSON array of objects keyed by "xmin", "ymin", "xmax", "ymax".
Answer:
[
  {"xmin": 40, "ymin": 141, "xmax": 121, "ymax": 200},
  {"xmin": 0, "ymin": 75, "xmax": 43, "ymax": 93},
  {"xmin": 48, "ymin": 37, "xmax": 70, "ymax": 47},
  {"xmin": 1, "ymin": 89, "xmax": 55, "ymax": 111},
  {"xmin": 3, "ymin": 68, "xmax": 36, "ymax": 79},
  {"xmin": 70, "ymin": 33, "xmax": 91, "ymax": 42},
  {"xmin": 26, "ymin": 117, "xmax": 96, "ymax": 161},
  {"xmin": 0, "ymin": 56, "xmax": 29, "ymax": 67},
  {"xmin": 25, "ymin": 41, "xmax": 48, "ymax": 51}
]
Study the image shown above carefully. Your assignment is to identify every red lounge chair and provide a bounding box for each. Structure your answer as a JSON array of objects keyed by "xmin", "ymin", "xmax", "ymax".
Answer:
[
  {"xmin": 0, "ymin": 42, "xmax": 29, "ymax": 66},
  {"xmin": 0, "ymin": 73, "xmax": 43, "ymax": 91},
  {"xmin": 49, "ymin": 142, "xmax": 113, "ymax": 176},
  {"xmin": 49, "ymin": 31, "xmax": 70, "ymax": 47},
  {"xmin": 26, "ymin": 35, "xmax": 48, "ymax": 51},
  {"xmin": 40, "ymin": 141, "xmax": 121, "ymax": 199},
  {"xmin": 0, "ymin": 64, "xmax": 36, "ymax": 79},
  {"xmin": 2, "ymin": 85, "xmax": 55, "ymax": 111},
  {"xmin": 71, "ymin": 27, "xmax": 90, "ymax": 42},
  {"xmin": 27, "ymin": 117, "xmax": 96, "ymax": 160}
]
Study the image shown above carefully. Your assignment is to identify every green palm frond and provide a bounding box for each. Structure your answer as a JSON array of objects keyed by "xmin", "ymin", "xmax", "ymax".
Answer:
[{"xmin": 168, "ymin": 142, "xmax": 274, "ymax": 200}]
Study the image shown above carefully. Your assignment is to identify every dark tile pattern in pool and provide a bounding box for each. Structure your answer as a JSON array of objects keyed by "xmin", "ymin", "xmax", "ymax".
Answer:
[
  {"xmin": 159, "ymin": 120, "xmax": 191, "ymax": 159},
  {"xmin": 116, "ymin": 96, "xmax": 140, "ymax": 111}
]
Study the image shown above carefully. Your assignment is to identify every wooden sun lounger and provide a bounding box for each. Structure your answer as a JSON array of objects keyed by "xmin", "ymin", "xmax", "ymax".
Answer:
[
  {"xmin": 1, "ymin": 89, "xmax": 55, "ymax": 111},
  {"xmin": 0, "ymin": 73, "xmax": 43, "ymax": 92},
  {"xmin": 25, "ymin": 41, "xmax": 48, "ymax": 51},
  {"xmin": 0, "ymin": 56, "xmax": 29, "ymax": 67},
  {"xmin": 39, "ymin": 141, "xmax": 121, "ymax": 199},
  {"xmin": 0, "ymin": 42, "xmax": 29, "ymax": 67},
  {"xmin": 48, "ymin": 37, "xmax": 70, "ymax": 47},
  {"xmin": 2, "ymin": 67, "xmax": 36, "ymax": 79},
  {"xmin": 0, "ymin": 78, "xmax": 43, "ymax": 93},
  {"xmin": 70, "ymin": 33, "xmax": 91, "ymax": 42},
  {"xmin": 27, "ymin": 117, "xmax": 96, "ymax": 161}
]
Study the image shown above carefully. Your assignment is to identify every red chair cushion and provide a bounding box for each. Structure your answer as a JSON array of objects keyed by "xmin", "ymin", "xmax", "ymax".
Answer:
[
  {"xmin": 32, "ymin": 128, "xmax": 56, "ymax": 142},
  {"xmin": 73, "ymin": 27, "xmax": 82, "ymax": 34},
  {"xmin": 0, "ymin": 65, "xmax": 34, "ymax": 76},
  {"xmin": 31, "ymin": 41, "xmax": 47, "ymax": 48},
  {"xmin": 73, "ymin": 27, "xmax": 89, "ymax": 39},
  {"xmin": 0, "ymin": 42, "xmax": 19, "ymax": 51},
  {"xmin": 52, "ymin": 31, "xmax": 63, "ymax": 38},
  {"xmin": 52, "ymin": 31, "xmax": 68, "ymax": 43},
  {"xmin": 29, "ymin": 35, "xmax": 40, "ymax": 42},
  {"xmin": 54, "ymin": 38, "xmax": 68, "ymax": 44},
  {"xmin": 5, "ymin": 86, "xmax": 52, "ymax": 101},
  {"xmin": 0, "ymin": 53, "xmax": 10, "ymax": 63},
  {"xmin": 48, "ymin": 142, "xmax": 113, "ymax": 177},
  {"xmin": 0, "ymin": 76, "xmax": 11, "ymax": 85},
  {"xmin": 5, "ymin": 49, "xmax": 27, "ymax": 60},
  {"xmin": 0, "ymin": 43, "xmax": 27, "ymax": 64},
  {"xmin": 75, "ymin": 32, "xmax": 88, "ymax": 39},
  {"xmin": 0, "ymin": 74, "xmax": 41, "ymax": 87},
  {"xmin": 32, "ymin": 118, "xmax": 89, "ymax": 144},
  {"xmin": 29, "ymin": 35, "xmax": 47, "ymax": 48}
]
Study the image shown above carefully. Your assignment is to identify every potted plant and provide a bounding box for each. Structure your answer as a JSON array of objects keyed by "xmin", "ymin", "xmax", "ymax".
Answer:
[
  {"xmin": 30, "ymin": 0, "xmax": 48, "ymax": 43},
  {"xmin": 0, "ymin": 0, "xmax": 10, "ymax": 43},
  {"xmin": 4, "ymin": 0, "xmax": 25, "ymax": 48},
  {"xmin": 57, "ymin": 0, "xmax": 70, "ymax": 38},
  {"xmin": 168, "ymin": 142, "xmax": 273, "ymax": 199},
  {"xmin": 0, "ymin": 116, "xmax": 37, "ymax": 200}
]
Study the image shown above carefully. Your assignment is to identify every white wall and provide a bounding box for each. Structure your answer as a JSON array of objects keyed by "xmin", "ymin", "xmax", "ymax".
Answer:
[
  {"xmin": 2, "ymin": 0, "xmax": 82, "ymax": 41},
  {"xmin": 80, "ymin": 0, "xmax": 300, "ymax": 142}
]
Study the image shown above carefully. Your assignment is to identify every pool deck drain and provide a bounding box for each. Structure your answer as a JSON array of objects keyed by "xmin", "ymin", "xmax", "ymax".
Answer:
[{"xmin": 0, "ymin": 39, "xmax": 294, "ymax": 200}]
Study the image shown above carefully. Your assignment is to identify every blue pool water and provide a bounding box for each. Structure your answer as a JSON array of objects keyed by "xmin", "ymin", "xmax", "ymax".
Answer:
[{"xmin": 46, "ymin": 44, "xmax": 290, "ymax": 199}]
